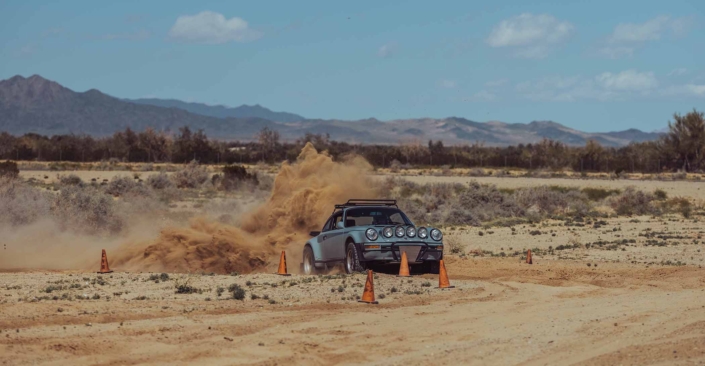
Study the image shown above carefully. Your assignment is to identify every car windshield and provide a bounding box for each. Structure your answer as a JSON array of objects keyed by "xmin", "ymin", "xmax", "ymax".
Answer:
[{"xmin": 344, "ymin": 207, "xmax": 413, "ymax": 227}]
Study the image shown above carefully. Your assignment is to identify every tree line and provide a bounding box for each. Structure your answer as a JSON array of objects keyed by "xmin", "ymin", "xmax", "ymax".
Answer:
[{"xmin": 0, "ymin": 110, "xmax": 703, "ymax": 173}]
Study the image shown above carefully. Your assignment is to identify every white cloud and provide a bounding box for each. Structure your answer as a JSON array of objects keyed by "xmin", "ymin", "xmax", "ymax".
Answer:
[
  {"xmin": 601, "ymin": 16, "xmax": 694, "ymax": 58},
  {"xmin": 609, "ymin": 16, "xmax": 671, "ymax": 43},
  {"xmin": 463, "ymin": 90, "xmax": 497, "ymax": 102},
  {"xmin": 516, "ymin": 70, "xmax": 658, "ymax": 101},
  {"xmin": 685, "ymin": 84, "xmax": 705, "ymax": 96},
  {"xmin": 661, "ymin": 84, "xmax": 705, "ymax": 97},
  {"xmin": 169, "ymin": 11, "xmax": 261, "ymax": 44},
  {"xmin": 595, "ymin": 70, "xmax": 658, "ymax": 91},
  {"xmin": 439, "ymin": 79, "xmax": 457, "ymax": 88},
  {"xmin": 485, "ymin": 78, "xmax": 508, "ymax": 87},
  {"xmin": 486, "ymin": 13, "xmax": 574, "ymax": 58},
  {"xmin": 667, "ymin": 68, "xmax": 688, "ymax": 76},
  {"xmin": 598, "ymin": 46, "xmax": 635, "ymax": 59},
  {"xmin": 377, "ymin": 42, "xmax": 398, "ymax": 58}
]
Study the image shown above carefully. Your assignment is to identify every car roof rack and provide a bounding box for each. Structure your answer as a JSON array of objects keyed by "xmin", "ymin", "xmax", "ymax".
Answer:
[{"xmin": 334, "ymin": 199, "xmax": 397, "ymax": 209}]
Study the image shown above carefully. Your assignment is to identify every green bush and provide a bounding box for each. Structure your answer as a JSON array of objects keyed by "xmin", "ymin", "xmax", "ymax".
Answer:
[{"xmin": 228, "ymin": 284, "xmax": 246, "ymax": 300}]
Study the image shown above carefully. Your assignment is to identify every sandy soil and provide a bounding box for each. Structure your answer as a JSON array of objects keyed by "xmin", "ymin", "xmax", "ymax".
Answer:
[
  {"xmin": 2, "ymin": 258, "xmax": 705, "ymax": 365},
  {"xmin": 380, "ymin": 175, "xmax": 705, "ymax": 200},
  {"xmin": 5, "ymin": 168, "xmax": 705, "ymax": 365}
]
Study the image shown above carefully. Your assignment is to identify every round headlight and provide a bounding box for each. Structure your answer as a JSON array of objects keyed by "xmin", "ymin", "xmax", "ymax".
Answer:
[
  {"xmin": 365, "ymin": 228, "xmax": 378, "ymax": 241},
  {"xmin": 418, "ymin": 227, "xmax": 428, "ymax": 239},
  {"xmin": 406, "ymin": 226, "xmax": 416, "ymax": 238},
  {"xmin": 383, "ymin": 227, "xmax": 394, "ymax": 238},
  {"xmin": 395, "ymin": 226, "xmax": 405, "ymax": 238},
  {"xmin": 430, "ymin": 228, "xmax": 443, "ymax": 241}
]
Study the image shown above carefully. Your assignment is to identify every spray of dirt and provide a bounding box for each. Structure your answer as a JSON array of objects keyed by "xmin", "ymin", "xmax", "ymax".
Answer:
[{"xmin": 110, "ymin": 143, "xmax": 379, "ymax": 274}]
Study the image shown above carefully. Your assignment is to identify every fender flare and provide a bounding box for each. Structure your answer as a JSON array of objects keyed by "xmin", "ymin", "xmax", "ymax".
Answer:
[{"xmin": 345, "ymin": 237, "xmax": 366, "ymax": 263}]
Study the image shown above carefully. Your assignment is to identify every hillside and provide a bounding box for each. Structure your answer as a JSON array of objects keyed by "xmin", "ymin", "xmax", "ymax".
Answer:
[
  {"xmin": 128, "ymin": 98, "xmax": 305, "ymax": 123},
  {"xmin": 0, "ymin": 75, "xmax": 663, "ymax": 146}
]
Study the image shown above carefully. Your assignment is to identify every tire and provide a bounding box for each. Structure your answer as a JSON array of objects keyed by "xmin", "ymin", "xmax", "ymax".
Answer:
[
  {"xmin": 420, "ymin": 261, "xmax": 440, "ymax": 274},
  {"xmin": 302, "ymin": 246, "xmax": 317, "ymax": 275},
  {"xmin": 344, "ymin": 242, "xmax": 365, "ymax": 274}
]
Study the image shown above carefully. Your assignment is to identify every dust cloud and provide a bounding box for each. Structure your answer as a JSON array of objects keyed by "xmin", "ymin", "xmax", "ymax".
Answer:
[{"xmin": 110, "ymin": 143, "xmax": 379, "ymax": 274}]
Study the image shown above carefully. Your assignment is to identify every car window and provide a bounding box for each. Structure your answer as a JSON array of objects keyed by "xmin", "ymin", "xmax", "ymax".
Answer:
[
  {"xmin": 323, "ymin": 212, "xmax": 343, "ymax": 232},
  {"xmin": 345, "ymin": 207, "xmax": 412, "ymax": 226},
  {"xmin": 322, "ymin": 217, "xmax": 333, "ymax": 232}
]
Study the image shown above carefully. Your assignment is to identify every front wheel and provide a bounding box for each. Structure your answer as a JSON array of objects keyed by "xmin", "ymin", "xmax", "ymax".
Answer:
[
  {"xmin": 302, "ymin": 246, "xmax": 317, "ymax": 275},
  {"xmin": 344, "ymin": 242, "xmax": 365, "ymax": 274},
  {"xmin": 419, "ymin": 261, "xmax": 440, "ymax": 274}
]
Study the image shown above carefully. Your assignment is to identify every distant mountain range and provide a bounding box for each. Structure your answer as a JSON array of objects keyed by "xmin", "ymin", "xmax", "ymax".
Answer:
[
  {"xmin": 0, "ymin": 75, "xmax": 664, "ymax": 147},
  {"xmin": 127, "ymin": 98, "xmax": 305, "ymax": 123}
]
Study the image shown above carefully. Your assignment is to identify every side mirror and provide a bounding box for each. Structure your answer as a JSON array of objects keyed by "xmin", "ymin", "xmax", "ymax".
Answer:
[
  {"xmin": 336, "ymin": 222, "xmax": 345, "ymax": 229},
  {"xmin": 309, "ymin": 231, "xmax": 321, "ymax": 237}
]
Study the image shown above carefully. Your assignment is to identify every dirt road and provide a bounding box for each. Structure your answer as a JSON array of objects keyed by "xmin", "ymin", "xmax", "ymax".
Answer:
[{"xmin": 2, "ymin": 259, "xmax": 705, "ymax": 365}]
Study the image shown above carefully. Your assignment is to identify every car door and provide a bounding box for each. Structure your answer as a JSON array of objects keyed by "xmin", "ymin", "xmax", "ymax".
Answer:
[
  {"xmin": 321, "ymin": 212, "xmax": 344, "ymax": 260},
  {"xmin": 328, "ymin": 211, "xmax": 352, "ymax": 260}
]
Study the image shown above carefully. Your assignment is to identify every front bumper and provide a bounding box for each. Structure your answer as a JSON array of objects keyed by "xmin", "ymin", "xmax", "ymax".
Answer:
[{"xmin": 359, "ymin": 242, "xmax": 443, "ymax": 263}]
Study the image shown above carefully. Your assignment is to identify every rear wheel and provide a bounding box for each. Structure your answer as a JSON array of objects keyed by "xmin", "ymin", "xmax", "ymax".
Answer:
[
  {"xmin": 302, "ymin": 246, "xmax": 317, "ymax": 275},
  {"xmin": 345, "ymin": 242, "xmax": 365, "ymax": 274}
]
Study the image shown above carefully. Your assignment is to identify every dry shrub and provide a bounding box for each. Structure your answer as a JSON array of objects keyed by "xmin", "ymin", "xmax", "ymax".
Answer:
[
  {"xmin": 105, "ymin": 176, "xmax": 137, "ymax": 196},
  {"xmin": 0, "ymin": 177, "xmax": 51, "ymax": 226},
  {"xmin": 664, "ymin": 197, "xmax": 692, "ymax": 218},
  {"xmin": 468, "ymin": 168, "xmax": 487, "ymax": 177},
  {"xmin": 146, "ymin": 172, "xmax": 173, "ymax": 190},
  {"xmin": 514, "ymin": 186, "xmax": 585, "ymax": 216},
  {"xmin": 609, "ymin": 187, "xmax": 657, "ymax": 216},
  {"xmin": 51, "ymin": 185, "xmax": 124, "ymax": 234},
  {"xmin": 454, "ymin": 182, "xmax": 523, "ymax": 223},
  {"xmin": 219, "ymin": 165, "xmax": 259, "ymax": 191},
  {"xmin": 58, "ymin": 174, "xmax": 83, "ymax": 187},
  {"xmin": 171, "ymin": 161, "xmax": 209, "ymax": 188},
  {"xmin": 0, "ymin": 161, "xmax": 19, "ymax": 179},
  {"xmin": 389, "ymin": 159, "xmax": 402, "ymax": 173}
]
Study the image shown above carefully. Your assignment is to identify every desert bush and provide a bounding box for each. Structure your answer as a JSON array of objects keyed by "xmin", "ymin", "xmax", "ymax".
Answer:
[
  {"xmin": 468, "ymin": 168, "xmax": 487, "ymax": 177},
  {"xmin": 58, "ymin": 174, "xmax": 83, "ymax": 187},
  {"xmin": 105, "ymin": 176, "xmax": 137, "ymax": 197},
  {"xmin": 609, "ymin": 187, "xmax": 657, "ymax": 216},
  {"xmin": 582, "ymin": 187, "xmax": 620, "ymax": 201},
  {"xmin": 389, "ymin": 159, "xmax": 402, "ymax": 172},
  {"xmin": 228, "ymin": 283, "xmax": 246, "ymax": 300},
  {"xmin": 171, "ymin": 161, "xmax": 209, "ymax": 189},
  {"xmin": 51, "ymin": 185, "xmax": 124, "ymax": 234},
  {"xmin": 0, "ymin": 178, "xmax": 52, "ymax": 226},
  {"xmin": 665, "ymin": 197, "xmax": 692, "ymax": 218},
  {"xmin": 140, "ymin": 163, "xmax": 154, "ymax": 172},
  {"xmin": 654, "ymin": 189, "xmax": 668, "ymax": 200},
  {"xmin": 219, "ymin": 165, "xmax": 258, "ymax": 191},
  {"xmin": 146, "ymin": 172, "xmax": 173, "ymax": 190},
  {"xmin": 0, "ymin": 161, "xmax": 19, "ymax": 179},
  {"xmin": 514, "ymin": 186, "xmax": 584, "ymax": 216}
]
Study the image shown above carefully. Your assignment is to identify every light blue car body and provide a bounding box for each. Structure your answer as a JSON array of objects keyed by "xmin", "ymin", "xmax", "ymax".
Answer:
[{"xmin": 301, "ymin": 199, "xmax": 444, "ymax": 274}]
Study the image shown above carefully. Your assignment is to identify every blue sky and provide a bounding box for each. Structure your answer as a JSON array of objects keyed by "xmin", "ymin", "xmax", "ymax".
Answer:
[{"xmin": 1, "ymin": 0, "xmax": 703, "ymax": 132}]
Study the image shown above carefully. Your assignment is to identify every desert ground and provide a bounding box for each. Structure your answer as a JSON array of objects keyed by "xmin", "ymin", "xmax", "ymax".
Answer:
[
  {"xmin": 4, "ymin": 161, "xmax": 705, "ymax": 365},
  {"xmin": 2, "ymin": 259, "xmax": 705, "ymax": 365}
]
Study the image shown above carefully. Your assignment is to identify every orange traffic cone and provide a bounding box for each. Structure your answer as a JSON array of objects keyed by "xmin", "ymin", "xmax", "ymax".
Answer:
[
  {"xmin": 438, "ymin": 259, "xmax": 454, "ymax": 289},
  {"xmin": 358, "ymin": 270, "xmax": 379, "ymax": 304},
  {"xmin": 397, "ymin": 251, "xmax": 411, "ymax": 277},
  {"xmin": 276, "ymin": 251, "xmax": 292, "ymax": 276},
  {"xmin": 526, "ymin": 249, "xmax": 533, "ymax": 264},
  {"xmin": 97, "ymin": 249, "xmax": 113, "ymax": 274}
]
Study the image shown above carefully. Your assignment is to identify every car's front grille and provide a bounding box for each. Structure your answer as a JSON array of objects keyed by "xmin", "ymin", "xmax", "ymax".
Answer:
[{"xmin": 396, "ymin": 245, "xmax": 423, "ymax": 263}]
